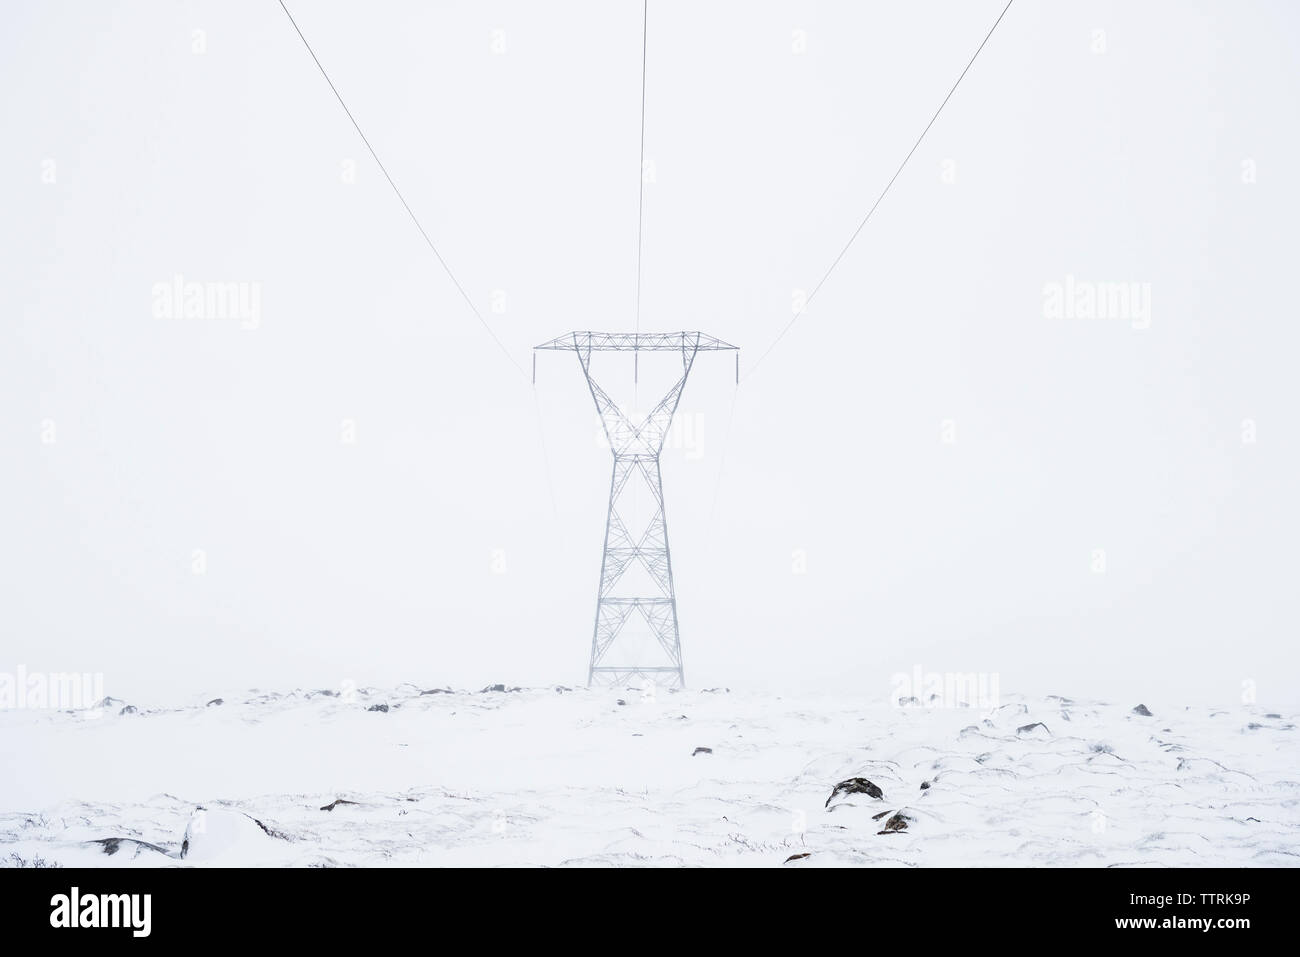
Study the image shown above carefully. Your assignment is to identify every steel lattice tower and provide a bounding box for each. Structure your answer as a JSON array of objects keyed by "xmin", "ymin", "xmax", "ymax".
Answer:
[{"xmin": 535, "ymin": 332, "xmax": 738, "ymax": 689}]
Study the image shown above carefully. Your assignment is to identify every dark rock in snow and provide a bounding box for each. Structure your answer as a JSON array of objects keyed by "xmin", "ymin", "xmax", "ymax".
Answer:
[
  {"xmin": 825, "ymin": 777, "xmax": 884, "ymax": 807},
  {"xmin": 420, "ymin": 687, "xmax": 453, "ymax": 695},
  {"xmin": 919, "ymin": 780, "xmax": 932, "ymax": 790},
  {"xmin": 692, "ymin": 747, "xmax": 713, "ymax": 756},
  {"xmin": 616, "ymin": 699, "xmax": 627, "ymax": 706},
  {"xmin": 92, "ymin": 697, "xmax": 125, "ymax": 710},
  {"xmin": 250, "ymin": 817, "xmax": 289, "ymax": 840},
  {"xmin": 320, "ymin": 799, "xmax": 359, "ymax": 811},
  {"xmin": 1265, "ymin": 713, "xmax": 1282, "ymax": 719},
  {"xmin": 1017, "ymin": 722, "xmax": 1051, "ymax": 738},
  {"xmin": 90, "ymin": 837, "xmax": 171, "ymax": 858},
  {"xmin": 897, "ymin": 696, "xmax": 920, "ymax": 707},
  {"xmin": 783, "ymin": 852, "xmax": 811, "ymax": 863},
  {"xmin": 1132, "ymin": 704, "xmax": 1153, "ymax": 716},
  {"xmin": 206, "ymin": 698, "xmax": 223, "ymax": 708},
  {"xmin": 367, "ymin": 703, "xmax": 389, "ymax": 713},
  {"xmin": 877, "ymin": 810, "xmax": 912, "ymax": 835},
  {"xmin": 119, "ymin": 705, "xmax": 138, "ymax": 715},
  {"xmin": 480, "ymin": 684, "xmax": 507, "ymax": 693}
]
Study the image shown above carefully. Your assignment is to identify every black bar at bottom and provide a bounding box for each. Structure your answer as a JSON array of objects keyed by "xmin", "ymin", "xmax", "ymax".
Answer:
[{"xmin": 0, "ymin": 865, "xmax": 1281, "ymax": 945}]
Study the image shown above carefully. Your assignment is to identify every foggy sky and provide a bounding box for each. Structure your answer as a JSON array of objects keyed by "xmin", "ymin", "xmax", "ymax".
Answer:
[{"xmin": 3, "ymin": 1, "xmax": 1297, "ymax": 710}]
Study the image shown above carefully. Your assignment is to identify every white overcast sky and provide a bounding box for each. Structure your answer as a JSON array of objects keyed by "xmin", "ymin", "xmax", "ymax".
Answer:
[{"xmin": 3, "ymin": 0, "xmax": 1298, "ymax": 710}]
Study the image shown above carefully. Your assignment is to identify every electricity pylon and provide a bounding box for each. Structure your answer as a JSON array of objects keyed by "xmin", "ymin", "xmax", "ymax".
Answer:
[{"xmin": 534, "ymin": 332, "xmax": 738, "ymax": 689}]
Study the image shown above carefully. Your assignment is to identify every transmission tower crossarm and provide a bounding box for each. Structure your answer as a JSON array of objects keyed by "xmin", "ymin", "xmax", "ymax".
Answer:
[{"xmin": 534, "ymin": 331, "xmax": 738, "ymax": 353}]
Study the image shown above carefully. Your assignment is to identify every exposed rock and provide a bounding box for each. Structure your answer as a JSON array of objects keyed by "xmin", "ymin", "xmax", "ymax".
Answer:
[
  {"xmin": 1017, "ymin": 722, "xmax": 1051, "ymax": 738},
  {"xmin": 919, "ymin": 780, "xmax": 932, "ymax": 790},
  {"xmin": 319, "ymin": 799, "xmax": 359, "ymax": 812},
  {"xmin": 206, "ymin": 698, "xmax": 224, "ymax": 708},
  {"xmin": 420, "ymin": 687, "xmax": 453, "ymax": 695},
  {"xmin": 692, "ymin": 747, "xmax": 713, "ymax": 756},
  {"xmin": 89, "ymin": 837, "xmax": 171, "ymax": 858},
  {"xmin": 877, "ymin": 810, "xmax": 912, "ymax": 835},
  {"xmin": 825, "ymin": 777, "xmax": 884, "ymax": 807},
  {"xmin": 118, "ymin": 705, "xmax": 138, "ymax": 716},
  {"xmin": 616, "ymin": 699, "xmax": 627, "ymax": 706},
  {"xmin": 1132, "ymin": 704, "xmax": 1153, "ymax": 716},
  {"xmin": 244, "ymin": 692, "xmax": 283, "ymax": 706},
  {"xmin": 367, "ymin": 703, "xmax": 389, "ymax": 713},
  {"xmin": 480, "ymin": 684, "xmax": 507, "ymax": 693},
  {"xmin": 783, "ymin": 852, "xmax": 811, "ymax": 863},
  {"xmin": 897, "ymin": 696, "xmax": 920, "ymax": 707},
  {"xmin": 91, "ymin": 696, "xmax": 125, "ymax": 710}
]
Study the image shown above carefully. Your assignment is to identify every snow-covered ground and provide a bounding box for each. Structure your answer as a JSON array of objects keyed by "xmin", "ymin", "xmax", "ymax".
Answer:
[{"xmin": 1, "ymin": 685, "xmax": 1296, "ymax": 867}]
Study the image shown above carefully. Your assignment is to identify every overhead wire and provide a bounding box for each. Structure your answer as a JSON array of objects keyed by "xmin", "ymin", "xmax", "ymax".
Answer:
[
  {"xmin": 276, "ymin": 0, "xmax": 557, "ymax": 518},
  {"xmin": 742, "ymin": 0, "xmax": 1016, "ymax": 381},
  {"xmin": 276, "ymin": 0, "xmax": 525, "ymax": 380}
]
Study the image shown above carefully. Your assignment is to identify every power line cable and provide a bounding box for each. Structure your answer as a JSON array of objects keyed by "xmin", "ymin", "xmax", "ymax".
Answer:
[
  {"xmin": 276, "ymin": 0, "xmax": 525, "ymax": 379},
  {"xmin": 743, "ymin": 0, "xmax": 1015, "ymax": 381},
  {"xmin": 635, "ymin": 0, "xmax": 649, "ymax": 340}
]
